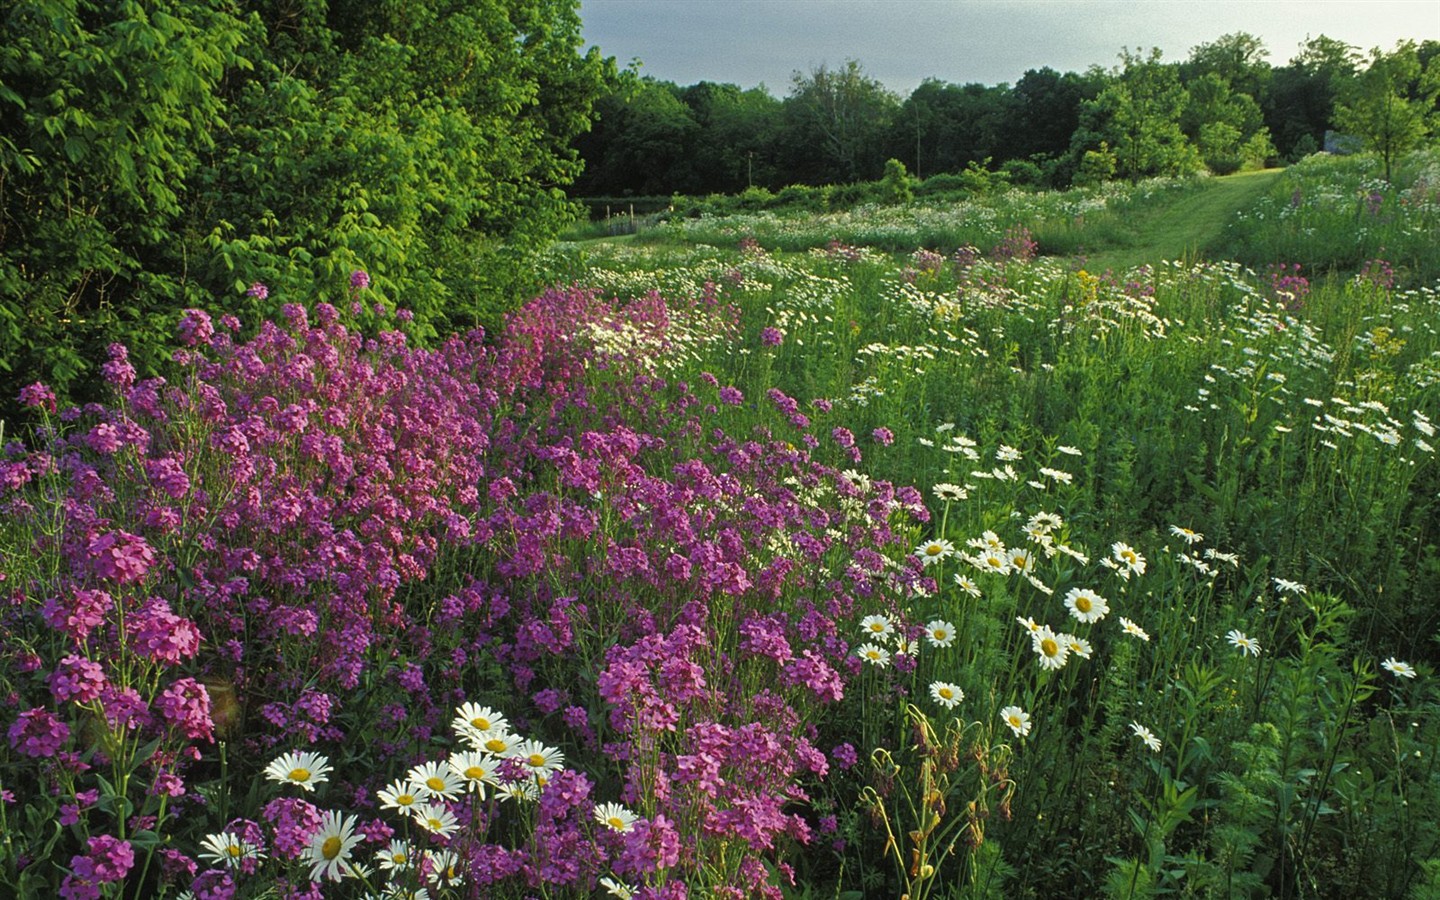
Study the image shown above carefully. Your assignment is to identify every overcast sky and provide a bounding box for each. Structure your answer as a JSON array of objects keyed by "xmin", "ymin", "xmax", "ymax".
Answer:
[{"xmin": 578, "ymin": 0, "xmax": 1440, "ymax": 96}]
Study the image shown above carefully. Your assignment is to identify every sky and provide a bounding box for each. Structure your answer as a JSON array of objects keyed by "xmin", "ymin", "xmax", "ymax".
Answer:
[{"xmin": 578, "ymin": 0, "xmax": 1440, "ymax": 96}]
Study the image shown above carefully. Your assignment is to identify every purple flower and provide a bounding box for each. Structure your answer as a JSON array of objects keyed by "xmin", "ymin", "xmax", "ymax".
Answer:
[
  {"xmin": 350, "ymin": 269, "xmax": 370, "ymax": 291},
  {"xmin": 155, "ymin": 678, "xmax": 213, "ymax": 741},
  {"xmin": 718, "ymin": 386, "xmax": 743, "ymax": 406},
  {"xmin": 18, "ymin": 382, "xmax": 57, "ymax": 412},
  {"xmin": 88, "ymin": 531, "xmax": 156, "ymax": 584},
  {"xmin": 831, "ymin": 742, "xmax": 858, "ymax": 770},
  {"xmin": 246, "ymin": 282, "xmax": 269, "ymax": 301},
  {"xmin": 760, "ymin": 326, "xmax": 783, "ymax": 347},
  {"xmin": 7, "ymin": 707, "xmax": 70, "ymax": 757},
  {"xmin": 178, "ymin": 309, "xmax": 215, "ymax": 347},
  {"xmin": 50, "ymin": 655, "xmax": 108, "ymax": 704},
  {"xmin": 871, "ymin": 426, "xmax": 894, "ymax": 446}
]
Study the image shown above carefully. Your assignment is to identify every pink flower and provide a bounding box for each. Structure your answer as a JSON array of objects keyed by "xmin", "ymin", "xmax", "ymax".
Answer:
[
  {"xmin": 88, "ymin": 531, "xmax": 156, "ymax": 584},
  {"xmin": 155, "ymin": 678, "xmax": 213, "ymax": 741},
  {"xmin": 18, "ymin": 382, "xmax": 57, "ymax": 412},
  {"xmin": 50, "ymin": 655, "xmax": 108, "ymax": 704},
  {"xmin": 7, "ymin": 707, "xmax": 70, "ymax": 757},
  {"xmin": 177, "ymin": 308, "xmax": 215, "ymax": 347}
]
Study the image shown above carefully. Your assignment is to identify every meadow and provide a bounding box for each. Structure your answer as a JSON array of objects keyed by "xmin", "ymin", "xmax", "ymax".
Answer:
[{"xmin": 2, "ymin": 150, "xmax": 1437, "ymax": 900}]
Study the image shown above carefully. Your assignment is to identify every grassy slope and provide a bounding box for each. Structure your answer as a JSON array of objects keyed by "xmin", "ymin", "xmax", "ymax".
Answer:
[{"xmin": 1080, "ymin": 168, "xmax": 1282, "ymax": 272}]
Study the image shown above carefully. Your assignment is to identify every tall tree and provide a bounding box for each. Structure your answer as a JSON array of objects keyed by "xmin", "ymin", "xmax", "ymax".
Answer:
[
  {"xmin": 780, "ymin": 60, "xmax": 899, "ymax": 183},
  {"xmin": 1074, "ymin": 48, "xmax": 1197, "ymax": 181},
  {"xmin": 1263, "ymin": 34, "xmax": 1359, "ymax": 158},
  {"xmin": 1334, "ymin": 40, "xmax": 1439, "ymax": 181}
]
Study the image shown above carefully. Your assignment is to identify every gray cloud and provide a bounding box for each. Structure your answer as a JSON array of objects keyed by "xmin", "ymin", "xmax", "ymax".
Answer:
[{"xmin": 579, "ymin": 0, "xmax": 1440, "ymax": 95}]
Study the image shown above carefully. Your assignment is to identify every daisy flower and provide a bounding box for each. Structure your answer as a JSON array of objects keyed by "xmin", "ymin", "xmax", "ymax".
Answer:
[
  {"xmin": 856, "ymin": 643, "xmax": 891, "ymax": 667},
  {"xmin": 924, "ymin": 619, "xmax": 956, "ymax": 647},
  {"xmin": 929, "ymin": 681, "xmax": 964, "ymax": 708},
  {"xmin": 1031, "ymin": 626, "xmax": 1069, "ymax": 671},
  {"xmin": 979, "ymin": 530, "xmax": 1005, "ymax": 551},
  {"xmin": 407, "ymin": 761, "xmax": 464, "ymax": 800},
  {"xmin": 601, "ymin": 877, "xmax": 637, "ymax": 899},
  {"xmin": 510, "ymin": 739, "xmax": 565, "ymax": 778},
  {"xmin": 915, "ymin": 538, "xmax": 956, "ymax": 566},
  {"xmin": 304, "ymin": 810, "xmax": 362, "ymax": 882},
  {"xmin": 1382, "ymin": 657, "xmax": 1418, "ymax": 679},
  {"xmin": 933, "ymin": 483, "xmax": 968, "ymax": 502},
  {"xmin": 1273, "ymin": 577, "xmax": 1307, "ymax": 595},
  {"xmin": 593, "ymin": 802, "xmax": 639, "ymax": 832},
  {"xmin": 1027, "ymin": 511, "xmax": 1063, "ymax": 533},
  {"xmin": 376, "ymin": 839, "xmax": 416, "ymax": 872},
  {"xmin": 476, "ymin": 729, "xmax": 521, "ymax": 756},
  {"xmin": 953, "ymin": 574, "xmax": 982, "ymax": 597},
  {"xmin": 974, "ymin": 549, "xmax": 1011, "ymax": 575},
  {"xmin": 1008, "ymin": 548, "xmax": 1036, "ymax": 575},
  {"xmin": 447, "ymin": 751, "xmax": 500, "ymax": 796},
  {"xmin": 1016, "ymin": 616, "xmax": 1042, "ymax": 634},
  {"xmin": 1000, "ymin": 705, "xmax": 1031, "ymax": 737},
  {"xmin": 412, "ymin": 802, "xmax": 459, "ymax": 837},
  {"xmin": 1061, "ymin": 633, "xmax": 1092, "ymax": 659},
  {"xmin": 1119, "ymin": 617, "xmax": 1150, "ymax": 642},
  {"xmin": 1063, "ymin": 587, "xmax": 1109, "ymax": 624},
  {"xmin": 1111, "ymin": 542, "xmax": 1146, "ymax": 575},
  {"xmin": 1169, "ymin": 525, "xmax": 1203, "ymax": 545},
  {"xmin": 1058, "ymin": 445, "xmax": 1082, "ymax": 456},
  {"xmin": 452, "ymin": 703, "xmax": 509, "ymax": 742},
  {"xmin": 1130, "ymin": 721, "xmax": 1162, "ymax": 753},
  {"xmin": 1226, "ymin": 630, "xmax": 1261, "ymax": 656},
  {"xmin": 859, "ymin": 614, "xmax": 896, "ymax": 639},
  {"xmin": 264, "ymin": 750, "xmax": 331, "ymax": 793},
  {"xmin": 198, "ymin": 833, "xmax": 265, "ymax": 870},
  {"xmin": 376, "ymin": 778, "xmax": 423, "ymax": 813},
  {"xmin": 425, "ymin": 849, "xmax": 463, "ymax": 886}
]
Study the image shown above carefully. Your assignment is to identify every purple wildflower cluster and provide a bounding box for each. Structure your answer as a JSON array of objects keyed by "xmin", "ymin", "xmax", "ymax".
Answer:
[
  {"xmin": 2, "ymin": 282, "xmax": 929, "ymax": 895},
  {"xmin": 990, "ymin": 226, "xmax": 1038, "ymax": 264},
  {"xmin": 1267, "ymin": 262, "xmax": 1311, "ymax": 311}
]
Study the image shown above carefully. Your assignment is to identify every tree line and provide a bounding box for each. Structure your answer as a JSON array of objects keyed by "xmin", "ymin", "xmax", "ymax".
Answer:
[{"xmin": 571, "ymin": 33, "xmax": 1440, "ymax": 198}]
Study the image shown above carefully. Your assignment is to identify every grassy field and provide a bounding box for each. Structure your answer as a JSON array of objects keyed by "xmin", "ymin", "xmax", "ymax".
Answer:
[{"xmin": 2, "ymin": 150, "xmax": 1436, "ymax": 900}]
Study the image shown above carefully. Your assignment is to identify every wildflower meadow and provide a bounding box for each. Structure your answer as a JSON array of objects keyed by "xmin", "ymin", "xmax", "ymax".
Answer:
[{"xmin": 2, "ymin": 150, "xmax": 1438, "ymax": 900}]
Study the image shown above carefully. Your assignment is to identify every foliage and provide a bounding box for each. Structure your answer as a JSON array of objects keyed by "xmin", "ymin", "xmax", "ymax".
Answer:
[
  {"xmin": 1334, "ymin": 41, "xmax": 1440, "ymax": 182},
  {"xmin": 0, "ymin": 0, "xmax": 608, "ymax": 418}
]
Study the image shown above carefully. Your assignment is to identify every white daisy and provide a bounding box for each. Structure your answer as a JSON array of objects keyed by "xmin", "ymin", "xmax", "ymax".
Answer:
[
  {"xmin": 953, "ymin": 574, "xmax": 982, "ymax": 597},
  {"xmin": 601, "ymin": 876, "xmax": 637, "ymax": 899},
  {"xmin": 303, "ymin": 810, "xmax": 362, "ymax": 882},
  {"xmin": 857, "ymin": 643, "xmax": 891, "ymax": 667},
  {"xmin": 1226, "ymin": 629, "xmax": 1261, "ymax": 656},
  {"xmin": 859, "ymin": 614, "xmax": 896, "ymax": 639},
  {"xmin": 915, "ymin": 538, "xmax": 956, "ymax": 566},
  {"xmin": 1063, "ymin": 587, "xmax": 1109, "ymax": 624},
  {"xmin": 1031, "ymin": 626, "xmax": 1069, "ymax": 671},
  {"xmin": 593, "ymin": 802, "xmax": 639, "ymax": 832},
  {"xmin": 447, "ymin": 750, "xmax": 501, "ymax": 796},
  {"xmin": 1061, "ymin": 633, "xmax": 1092, "ymax": 659},
  {"xmin": 1000, "ymin": 705, "xmax": 1031, "ymax": 737},
  {"xmin": 1111, "ymin": 542, "xmax": 1146, "ymax": 575},
  {"xmin": 1169, "ymin": 525, "xmax": 1203, "ymax": 545},
  {"xmin": 1130, "ymin": 721, "xmax": 1162, "ymax": 752},
  {"xmin": 924, "ymin": 619, "xmax": 956, "ymax": 647},
  {"xmin": 510, "ymin": 739, "xmax": 565, "ymax": 779},
  {"xmin": 412, "ymin": 801, "xmax": 459, "ymax": 837},
  {"xmin": 197, "ymin": 832, "xmax": 265, "ymax": 870},
  {"xmin": 407, "ymin": 761, "xmax": 464, "ymax": 800},
  {"xmin": 1382, "ymin": 657, "xmax": 1418, "ymax": 679},
  {"xmin": 929, "ymin": 681, "xmax": 964, "ymax": 708},
  {"xmin": 452, "ymin": 703, "xmax": 509, "ymax": 743},
  {"xmin": 1119, "ymin": 617, "xmax": 1150, "ymax": 642},
  {"xmin": 375, "ymin": 839, "xmax": 416, "ymax": 872},
  {"xmin": 376, "ymin": 778, "xmax": 422, "ymax": 813},
  {"xmin": 1273, "ymin": 577, "xmax": 1307, "ymax": 595},
  {"xmin": 263, "ymin": 750, "xmax": 331, "ymax": 793}
]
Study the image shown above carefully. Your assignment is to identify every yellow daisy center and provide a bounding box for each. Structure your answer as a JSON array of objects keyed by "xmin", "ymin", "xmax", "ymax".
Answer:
[
  {"xmin": 526, "ymin": 753, "xmax": 547, "ymax": 768},
  {"xmin": 1122, "ymin": 550, "xmax": 1137, "ymax": 563},
  {"xmin": 392, "ymin": 852, "xmax": 407, "ymax": 864},
  {"xmin": 288, "ymin": 767, "xmax": 310, "ymax": 782},
  {"xmin": 397, "ymin": 793, "xmax": 415, "ymax": 806},
  {"xmin": 938, "ymin": 687, "xmax": 954, "ymax": 699},
  {"xmin": 321, "ymin": 835, "xmax": 342, "ymax": 860},
  {"xmin": 464, "ymin": 766, "xmax": 486, "ymax": 780},
  {"xmin": 1008, "ymin": 715, "xmax": 1021, "ymax": 726},
  {"xmin": 925, "ymin": 544, "xmax": 943, "ymax": 556},
  {"xmin": 869, "ymin": 622, "xmax": 885, "ymax": 631},
  {"xmin": 226, "ymin": 844, "xmax": 242, "ymax": 858},
  {"xmin": 1074, "ymin": 596, "xmax": 1092, "ymax": 613},
  {"xmin": 470, "ymin": 717, "xmax": 491, "ymax": 731},
  {"xmin": 485, "ymin": 738, "xmax": 507, "ymax": 753},
  {"xmin": 426, "ymin": 776, "xmax": 447, "ymax": 791},
  {"xmin": 607, "ymin": 816, "xmax": 626, "ymax": 829},
  {"xmin": 932, "ymin": 629, "xmax": 946, "ymax": 640},
  {"xmin": 427, "ymin": 817, "xmax": 443, "ymax": 831},
  {"xmin": 1041, "ymin": 638, "xmax": 1060, "ymax": 657}
]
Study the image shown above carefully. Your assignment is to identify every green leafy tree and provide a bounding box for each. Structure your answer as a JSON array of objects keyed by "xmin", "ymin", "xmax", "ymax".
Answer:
[
  {"xmin": 0, "ymin": 0, "xmax": 607, "ymax": 413},
  {"xmin": 1074, "ymin": 48, "xmax": 1198, "ymax": 181},
  {"xmin": 780, "ymin": 60, "xmax": 899, "ymax": 183},
  {"xmin": 1263, "ymin": 35, "xmax": 1360, "ymax": 158},
  {"xmin": 1334, "ymin": 40, "xmax": 1440, "ymax": 181}
]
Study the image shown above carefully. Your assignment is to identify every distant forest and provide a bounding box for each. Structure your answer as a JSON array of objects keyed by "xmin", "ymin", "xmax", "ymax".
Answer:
[{"xmin": 570, "ymin": 33, "xmax": 1440, "ymax": 197}]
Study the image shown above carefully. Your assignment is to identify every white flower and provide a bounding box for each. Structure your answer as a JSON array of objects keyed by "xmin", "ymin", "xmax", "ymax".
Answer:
[
  {"xmin": 924, "ymin": 619, "xmax": 957, "ymax": 647},
  {"xmin": 1061, "ymin": 633, "xmax": 1092, "ymax": 659},
  {"xmin": 1382, "ymin": 657, "xmax": 1418, "ymax": 679},
  {"xmin": 1130, "ymin": 721, "xmax": 1162, "ymax": 753},
  {"xmin": 1226, "ymin": 629, "xmax": 1261, "ymax": 656},
  {"xmin": 1057, "ymin": 445, "xmax": 1082, "ymax": 456},
  {"xmin": 601, "ymin": 876, "xmax": 637, "ymax": 899},
  {"xmin": 1119, "ymin": 617, "xmax": 1150, "ymax": 642},
  {"xmin": 304, "ymin": 810, "xmax": 362, "ymax": 882},
  {"xmin": 1063, "ymin": 587, "xmax": 1109, "ymax": 624},
  {"xmin": 407, "ymin": 761, "xmax": 464, "ymax": 800},
  {"xmin": 1169, "ymin": 525, "xmax": 1203, "ymax": 545},
  {"xmin": 376, "ymin": 839, "xmax": 416, "ymax": 872},
  {"xmin": 510, "ymin": 739, "xmax": 566, "ymax": 778},
  {"xmin": 953, "ymin": 574, "xmax": 982, "ymax": 597},
  {"xmin": 376, "ymin": 778, "xmax": 423, "ymax": 813},
  {"xmin": 1111, "ymin": 542, "xmax": 1146, "ymax": 576},
  {"xmin": 447, "ymin": 750, "xmax": 501, "ymax": 797},
  {"xmin": 859, "ymin": 614, "xmax": 896, "ymax": 639},
  {"xmin": 264, "ymin": 750, "xmax": 332, "ymax": 793},
  {"xmin": 594, "ymin": 802, "xmax": 639, "ymax": 832},
  {"xmin": 412, "ymin": 802, "xmax": 459, "ymax": 837},
  {"xmin": 1031, "ymin": 626, "xmax": 1069, "ymax": 670},
  {"xmin": 198, "ymin": 832, "xmax": 265, "ymax": 870},
  {"xmin": 452, "ymin": 703, "xmax": 509, "ymax": 744},
  {"xmin": 857, "ymin": 643, "xmax": 891, "ymax": 667},
  {"xmin": 1273, "ymin": 577, "xmax": 1307, "ymax": 595},
  {"xmin": 929, "ymin": 681, "xmax": 964, "ymax": 708},
  {"xmin": 915, "ymin": 538, "xmax": 956, "ymax": 566},
  {"xmin": 1000, "ymin": 705, "xmax": 1031, "ymax": 737}
]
